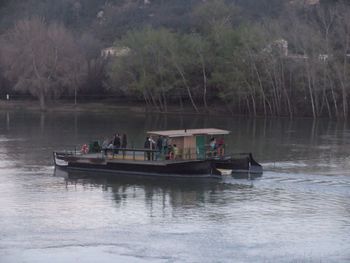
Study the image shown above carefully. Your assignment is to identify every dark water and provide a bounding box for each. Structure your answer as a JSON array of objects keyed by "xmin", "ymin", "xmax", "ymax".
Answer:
[{"xmin": 0, "ymin": 110, "xmax": 350, "ymax": 263}]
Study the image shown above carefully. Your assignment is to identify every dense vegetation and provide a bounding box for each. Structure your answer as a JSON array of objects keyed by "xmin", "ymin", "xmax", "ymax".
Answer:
[{"xmin": 0, "ymin": 0, "xmax": 350, "ymax": 118}]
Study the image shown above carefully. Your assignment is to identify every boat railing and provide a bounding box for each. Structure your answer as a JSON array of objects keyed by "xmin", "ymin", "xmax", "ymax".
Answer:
[
  {"xmin": 55, "ymin": 146, "xmax": 250, "ymax": 162},
  {"xmin": 56, "ymin": 146, "xmax": 210, "ymax": 161},
  {"xmin": 56, "ymin": 147, "xmax": 159, "ymax": 161},
  {"xmin": 107, "ymin": 147, "xmax": 202, "ymax": 161}
]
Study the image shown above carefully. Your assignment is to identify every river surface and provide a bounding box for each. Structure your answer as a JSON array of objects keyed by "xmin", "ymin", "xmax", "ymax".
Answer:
[{"xmin": 0, "ymin": 110, "xmax": 350, "ymax": 263}]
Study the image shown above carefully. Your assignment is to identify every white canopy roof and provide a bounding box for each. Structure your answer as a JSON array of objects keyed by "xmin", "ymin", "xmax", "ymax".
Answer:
[{"xmin": 147, "ymin": 128, "xmax": 230, "ymax": 138}]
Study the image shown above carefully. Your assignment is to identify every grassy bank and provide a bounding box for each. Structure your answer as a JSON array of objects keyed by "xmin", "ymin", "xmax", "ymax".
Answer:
[
  {"xmin": 0, "ymin": 100, "xmax": 216, "ymax": 115},
  {"xmin": 0, "ymin": 100, "xmax": 149, "ymax": 113},
  {"xmin": 0, "ymin": 99, "xmax": 278, "ymax": 117}
]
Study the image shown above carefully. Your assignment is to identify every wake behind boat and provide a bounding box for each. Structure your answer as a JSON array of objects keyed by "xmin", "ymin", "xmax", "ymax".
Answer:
[{"xmin": 53, "ymin": 128, "xmax": 263, "ymax": 179}]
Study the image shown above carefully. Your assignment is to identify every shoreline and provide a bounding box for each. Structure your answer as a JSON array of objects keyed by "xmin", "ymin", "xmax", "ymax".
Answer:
[
  {"xmin": 0, "ymin": 99, "xmax": 324, "ymax": 119},
  {"xmin": 0, "ymin": 100, "xmax": 147, "ymax": 114},
  {"xmin": 0, "ymin": 100, "xmax": 213, "ymax": 116}
]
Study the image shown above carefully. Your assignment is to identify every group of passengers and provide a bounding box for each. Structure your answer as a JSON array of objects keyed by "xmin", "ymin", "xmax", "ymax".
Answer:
[
  {"xmin": 101, "ymin": 133, "xmax": 128, "ymax": 155},
  {"xmin": 84, "ymin": 132, "xmax": 225, "ymax": 159},
  {"xmin": 208, "ymin": 137, "xmax": 225, "ymax": 157},
  {"xmin": 144, "ymin": 135, "xmax": 178, "ymax": 160}
]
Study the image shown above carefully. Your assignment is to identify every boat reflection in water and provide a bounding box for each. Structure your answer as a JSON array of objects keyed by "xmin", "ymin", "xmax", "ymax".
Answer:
[{"xmin": 54, "ymin": 167, "xmax": 259, "ymax": 208}]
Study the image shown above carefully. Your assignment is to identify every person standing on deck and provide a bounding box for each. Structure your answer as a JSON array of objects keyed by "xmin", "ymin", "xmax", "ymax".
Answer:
[
  {"xmin": 113, "ymin": 133, "xmax": 121, "ymax": 154},
  {"xmin": 217, "ymin": 137, "xmax": 225, "ymax": 157},
  {"xmin": 163, "ymin": 136, "xmax": 168, "ymax": 158},
  {"xmin": 102, "ymin": 137, "xmax": 111, "ymax": 155},
  {"xmin": 156, "ymin": 136, "xmax": 163, "ymax": 160},
  {"xmin": 209, "ymin": 137, "xmax": 216, "ymax": 157},
  {"xmin": 121, "ymin": 133, "xmax": 127, "ymax": 158},
  {"xmin": 149, "ymin": 136, "xmax": 156, "ymax": 160},
  {"xmin": 144, "ymin": 137, "xmax": 151, "ymax": 160},
  {"xmin": 121, "ymin": 134, "xmax": 127, "ymax": 148},
  {"xmin": 172, "ymin": 144, "xmax": 179, "ymax": 160}
]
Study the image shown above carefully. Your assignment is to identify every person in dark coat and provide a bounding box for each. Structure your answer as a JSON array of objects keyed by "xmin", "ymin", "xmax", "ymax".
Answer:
[
  {"xmin": 144, "ymin": 137, "xmax": 151, "ymax": 160},
  {"xmin": 121, "ymin": 133, "xmax": 127, "ymax": 148},
  {"xmin": 113, "ymin": 133, "xmax": 121, "ymax": 154},
  {"xmin": 149, "ymin": 136, "xmax": 156, "ymax": 160},
  {"xmin": 217, "ymin": 137, "xmax": 225, "ymax": 157},
  {"xmin": 121, "ymin": 133, "xmax": 128, "ymax": 158},
  {"xmin": 156, "ymin": 136, "xmax": 163, "ymax": 160}
]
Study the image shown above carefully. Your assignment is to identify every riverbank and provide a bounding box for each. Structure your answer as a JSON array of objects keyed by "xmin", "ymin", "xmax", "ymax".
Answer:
[
  {"xmin": 0, "ymin": 100, "xmax": 149, "ymax": 113},
  {"xmin": 0, "ymin": 100, "xmax": 226, "ymax": 116}
]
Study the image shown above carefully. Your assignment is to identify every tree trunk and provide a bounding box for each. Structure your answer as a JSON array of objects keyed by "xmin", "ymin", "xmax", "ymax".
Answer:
[
  {"xmin": 161, "ymin": 87, "xmax": 168, "ymax": 113},
  {"xmin": 199, "ymin": 54, "xmax": 209, "ymax": 112},
  {"xmin": 149, "ymin": 90, "xmax": 161, "ymax": 112},
  {"xmin": 330, "ymin": 81, "xmax": 339, "ymax": 117},
  {"xmin": 174, "ymin": 62, "xmax": 199, "ymax": 113},
  {"xmin": 74, "ymin": 83, "xmax": 77, "ymax": 106},
  {"xmin": 342, "ymin": 55, "xmax": 348, "ymax": 119},
  {"xmin": 248, "ymin": 49, "xmax": 267, "ymax": 116},
  {"xmin": 306, "ymin": 62, "xmax": 316, "ymax": 118},
  {"xmin": 39, "ymin": 90, "xmax": 46, "ymax": 111},
  {"xmin": 245, "ymin": 96, "xmax": 251, "ymax": 116},
  {"xmin": 32, "ymin": 55, "xmax": 46, "ymax": 111},
  {"xmin": 223, "ymin": 97, "xmax": 234, "ymax": 115},
  {"xmin": 179, "ymin": 95, "xmax": 184, "ymax": 112},
  {"xmin": 143, "ymin": 91, "xmax": 151, "ymax": 112},
  {"xmin": 250, "ymin": 93, "xmax": 257, "ymax": 116}
]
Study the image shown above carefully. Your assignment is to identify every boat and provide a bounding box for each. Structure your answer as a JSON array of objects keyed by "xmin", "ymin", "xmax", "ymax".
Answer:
[
  {"xmin": 211, "ymin": 153, "xmax": 263, "ymax": 174},
  {"xmin": 53, "ymin": 128, "xmax": 263, "ymax": 178}
]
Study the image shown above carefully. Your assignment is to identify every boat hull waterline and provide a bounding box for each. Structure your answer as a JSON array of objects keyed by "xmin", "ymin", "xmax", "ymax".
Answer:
[{"xmin": 53, "ymin": 152, "xmax": 262, "ymax": 178}]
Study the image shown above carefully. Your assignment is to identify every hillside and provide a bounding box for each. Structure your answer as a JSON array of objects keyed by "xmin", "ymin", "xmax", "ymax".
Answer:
[{"xmin": 1, "ymin": 0, "xmax": 350, "ymax": 119}]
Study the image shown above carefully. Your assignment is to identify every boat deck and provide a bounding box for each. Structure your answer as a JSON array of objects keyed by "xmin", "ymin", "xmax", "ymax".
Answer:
[{"xmin": 62, "ymin": 152, "xmax": 204, "ymax": 166}]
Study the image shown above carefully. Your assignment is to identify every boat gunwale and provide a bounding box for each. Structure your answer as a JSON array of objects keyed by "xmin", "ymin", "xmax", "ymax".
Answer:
[
  {"xmin": 54, "ymin": 152, "xmax": 209, "ymax": 166},
  {"xmin": 55, "ymin": 165, "xmax": 221, "ymax": 179}
]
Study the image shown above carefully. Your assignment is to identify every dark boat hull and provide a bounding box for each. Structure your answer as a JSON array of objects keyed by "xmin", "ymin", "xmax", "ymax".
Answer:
[
  {"xmin": 54, "ymin": 152, "xmax": 221, "ymax": 179},
  {"xmin": 213, "ymin": 153, "xmax": 263, "ymax": 174}
]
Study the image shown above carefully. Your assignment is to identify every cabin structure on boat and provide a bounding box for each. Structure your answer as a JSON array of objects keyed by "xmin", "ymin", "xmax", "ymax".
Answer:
[{"xmin": 147, "ymin": 128, "xmax": 230, "ymax": 160}]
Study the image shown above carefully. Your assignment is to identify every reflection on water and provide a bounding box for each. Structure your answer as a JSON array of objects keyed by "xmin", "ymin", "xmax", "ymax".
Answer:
[
  {"xmin": 55, "ymin": 168, "xmax": 255, "ymax": 209},
  {"xmin": 2, "ymin": 111, "xmax": 350, "ymax": 167},
  {"xmin": 1, "ymin": 111, "xmax": 350, "ymax": 262}
]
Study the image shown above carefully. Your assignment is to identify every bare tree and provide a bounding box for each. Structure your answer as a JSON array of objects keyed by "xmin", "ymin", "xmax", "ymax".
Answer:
[{"xmin": 0, "ymin": 17, "xmax": 86, "ymax": 110}]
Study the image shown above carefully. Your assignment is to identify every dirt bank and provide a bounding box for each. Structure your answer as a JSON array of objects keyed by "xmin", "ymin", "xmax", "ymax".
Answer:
[{"xmin": 0, "ymin": 100, "xmax": 148, "ymax": 113}]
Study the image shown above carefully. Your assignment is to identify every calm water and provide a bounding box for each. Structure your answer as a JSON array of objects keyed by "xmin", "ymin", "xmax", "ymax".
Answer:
[{"xmin": 0, "ymin": 110, "xmax": 350, "ymax": 263}]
